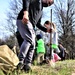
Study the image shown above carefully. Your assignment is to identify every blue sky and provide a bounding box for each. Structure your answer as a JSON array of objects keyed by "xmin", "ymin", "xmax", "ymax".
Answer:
[
  {"xmin": 0, "ymin": 0, "xmax": 67, "ymax": 39},
  {"xmin": 0, "ymin": 0, "xmax": 10, "ymax": 20},
  {"xmin": 0, "ymin": 0, "xmax": 61, "ymax": 39},
  {"xmin": 0, "ymin": 0, "xmax": 10, "ymax": 39},
  {"xmin": 0, "ymin": 0, "xmax": 49, "ymax": 39}
]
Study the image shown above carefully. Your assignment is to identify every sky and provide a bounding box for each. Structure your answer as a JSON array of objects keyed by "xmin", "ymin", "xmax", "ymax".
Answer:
[
  {"xmin": 0, "ymin": 0, "xmax": 52, "ymax": 39},
  {"xmin": 0, "ymin": 0, "xmax": 10, "ymax": 20},
  {"xmin": 0, "ymin": 0, "xmax": 12, "ymax": 39},
  {"xmin": 0, "ymin": 0, "xmax": 67, "ymax": 39}
]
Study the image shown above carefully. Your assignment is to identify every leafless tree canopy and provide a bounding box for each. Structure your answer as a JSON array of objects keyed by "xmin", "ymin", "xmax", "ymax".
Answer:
[
  {"xmin": 54, "ymin": 0, "xmax": 75, "ymax": 36},
  {"xmin": 54, "ymin": 0, "xmax": 75, "ymax": 59},
  {"xmin": 5, "ymin": 0, "xmax": 22, "ymax": 35}
]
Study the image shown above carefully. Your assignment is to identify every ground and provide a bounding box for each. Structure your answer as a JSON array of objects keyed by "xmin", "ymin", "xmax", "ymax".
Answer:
[{"xmin": 0, "ymin": 60, "xmax": 75, "ymax": 75}]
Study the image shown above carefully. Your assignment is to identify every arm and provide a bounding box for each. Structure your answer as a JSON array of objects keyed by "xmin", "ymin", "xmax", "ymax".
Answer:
[
  {"xmin": 22, "ymin": 0, "xmax": 30, "ymax": 24},
  {"xmin": 36, "ymin": 19, "xmax": 47, "ymax": 32},
  {"xmin": 36, "ymin": 19, "xmax": 51, "ymax": 33},
  {"xmin": 22, "ymin": 0, "xmax": 30, "ymax": 11}
]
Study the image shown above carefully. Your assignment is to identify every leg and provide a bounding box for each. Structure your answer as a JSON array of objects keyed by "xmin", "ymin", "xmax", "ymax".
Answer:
[
  {"xmin": 16, "ymin": 30, "xmax": 23, "ymax": 47},
  {"xmin": 24, "ymin": 45, "xmax": 34, "ymax": 65},
  {"xmin": 16, "ymin": 20, "xmax": 35, "ymax": 70},
  {"xmin": 41, "ymin": 54, "xmax": 44, "ymax": 61},
  {"xmin": 23, "ymin": 45, "xmax": 34, "ymax": 72},
  {"xmin": 18, "ymin": 40, "xmax": 31, "ymax": 64},
  {"xmin": 37, "ymin": 54, "xmax": 41, "ymax": 64}
]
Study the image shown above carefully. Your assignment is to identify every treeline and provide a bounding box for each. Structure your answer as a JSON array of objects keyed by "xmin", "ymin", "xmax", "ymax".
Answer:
[
  {"xmin": 59, "ymin": 34, "xmax": 75, "ymax": 59},
  {"xmin": 0, "ymin": 34, "xmax": 75, "ymax": 59},
  {"xmin": 0, "ymin": 35, "xmax": 19, "ymax": 55}
]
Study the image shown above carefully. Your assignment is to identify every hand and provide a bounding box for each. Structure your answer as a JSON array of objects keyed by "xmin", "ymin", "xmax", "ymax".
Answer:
[
  {"xmin": 22, "ymin": 11, "xmax": 29, "ymax": 24},
  {"xmin": 47, "ymin": 28, "xmax": 52, "ymax": 33},
  {"xmin": 46, "ymin": 43, "xmax": 50, "ymax": 46}
]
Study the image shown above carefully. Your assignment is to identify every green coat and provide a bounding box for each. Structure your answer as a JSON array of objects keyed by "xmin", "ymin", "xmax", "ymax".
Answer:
[{"xmin": 37, "ymin": 39, "xmax": 45, "ymax": 54}]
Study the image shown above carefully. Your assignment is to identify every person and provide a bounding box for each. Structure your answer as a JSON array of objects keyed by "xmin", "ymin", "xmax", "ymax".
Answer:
[
  {"xmin": 16, "ymin": 29, "xmax": 23, "ymax": 47},
  {"xmin": 40, "ymin": 20, "xmax": 60, "ymax": 60},
  {"xmin": 52, "ymin": 53, "xmax": 61, "ymax": 62},
  {"xmin": 36, "ymin": 34, "xmax": 45, "ymax": 64},
  {"xmin": 58, "ymin": 43, "xmax": 66, "ymax": 61},
  {"xmin": 16, "ymin": 0, "xmax": 54, "ymax": 72}
]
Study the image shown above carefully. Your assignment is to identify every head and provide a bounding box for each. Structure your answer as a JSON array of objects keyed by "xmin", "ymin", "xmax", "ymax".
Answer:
[
  {"xmin": 36, "ymin": 34, "xmax": 42, "ymax": 40},
  {"xmin": 44, "ymin": 20, "xmax": 56, "ymax": 32},
  {"xmin": 42, "ymin": 0, "xmax": 54, "ymax": 7}
]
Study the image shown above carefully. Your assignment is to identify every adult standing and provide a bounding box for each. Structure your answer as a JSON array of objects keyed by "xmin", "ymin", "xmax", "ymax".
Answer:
[{"xmin": 16, "ymin": 0, "xmax": 54, "ymax": 71}]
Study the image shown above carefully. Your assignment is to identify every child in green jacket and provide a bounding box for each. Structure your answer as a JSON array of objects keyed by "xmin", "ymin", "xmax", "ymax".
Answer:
[{"xmin": 36, "ymin": 34, "xmax": 45, "ymax": 64}]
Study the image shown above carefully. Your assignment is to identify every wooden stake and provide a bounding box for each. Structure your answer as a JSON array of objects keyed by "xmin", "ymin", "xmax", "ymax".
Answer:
[{"xmin": 50, "ymin": 9, "xmax": 52, "ymax": 60}]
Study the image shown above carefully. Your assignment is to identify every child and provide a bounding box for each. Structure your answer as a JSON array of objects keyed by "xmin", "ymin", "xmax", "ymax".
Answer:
[
  {"xmin": 58, "ymin": 43, "xmax": 66, "ymax": 60},
  {"xmin": 53, "ymin": 53, "xmax": 61, "ymax": 62},
  {"xmin": 36, "ymin": 34, "xmax": 46, "ymax": 64},
  {"xmin": 43, "ymin": 21, "xmax": 60, "ymax": 59}
]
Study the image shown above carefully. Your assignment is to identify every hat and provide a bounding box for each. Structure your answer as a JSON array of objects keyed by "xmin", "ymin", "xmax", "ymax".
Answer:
[{"xmin": 36, "ymin": 34, "xmax": 42, "ymax": 40}]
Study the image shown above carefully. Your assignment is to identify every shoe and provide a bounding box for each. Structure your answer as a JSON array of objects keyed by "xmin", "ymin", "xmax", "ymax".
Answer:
[
  {"xmin": 23, "ymin": 64, "xmax": 32, "ymax": 73},
  {"xmin": 17, "ymin": 63, "xmax": 24, "ymax": 70}
]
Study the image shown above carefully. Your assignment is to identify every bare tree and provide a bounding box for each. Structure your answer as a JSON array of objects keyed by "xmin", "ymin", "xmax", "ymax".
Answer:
[
  {"xmin": 4, "ymin": 0, "xmax": 22, "ymax": 48},
  {"xmin": 53, "ymin": 0, "xmax": 75, "ymax": 59},
  {"xmin": 54, "ymin": 0, "xmax": 75, "ymax": 36},
  {"xmin": 5, "ymin": 0, "xmax": 22, "ymax": 36}
]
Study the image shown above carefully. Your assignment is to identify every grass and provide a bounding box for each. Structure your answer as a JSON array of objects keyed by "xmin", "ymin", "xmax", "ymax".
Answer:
[{"xmin": 0, "ymin": 60, "xmax": 75, "ymax": 75}]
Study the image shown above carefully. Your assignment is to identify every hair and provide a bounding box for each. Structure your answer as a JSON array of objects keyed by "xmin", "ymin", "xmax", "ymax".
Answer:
[
  {"xmin": 44, "ymin": 20, "xmax": 56, "ymax": 31},
  {"xmin": 36, "ymin": 34, "xmax": 42, "ymax": 40},
  {"xmin": 44, "ymin": 20, "xmax": 50, "ymax": 24}
]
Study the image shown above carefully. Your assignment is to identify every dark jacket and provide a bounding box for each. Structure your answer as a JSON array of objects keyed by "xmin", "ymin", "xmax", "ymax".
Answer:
[{"xmin": 17, "ymin": 0, "xmax": 47, "ymax": 32}]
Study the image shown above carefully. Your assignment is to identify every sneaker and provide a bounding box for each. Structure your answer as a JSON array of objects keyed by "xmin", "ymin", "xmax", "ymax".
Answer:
[{"xmin": 23, "ymin": 64, "xmax": 32, "ymax": 73}]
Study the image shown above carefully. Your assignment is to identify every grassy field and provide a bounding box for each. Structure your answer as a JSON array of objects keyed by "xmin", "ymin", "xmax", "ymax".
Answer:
[{"xmin": 0, "ymin": 60, "xmax": 75, "ymax": 75}]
